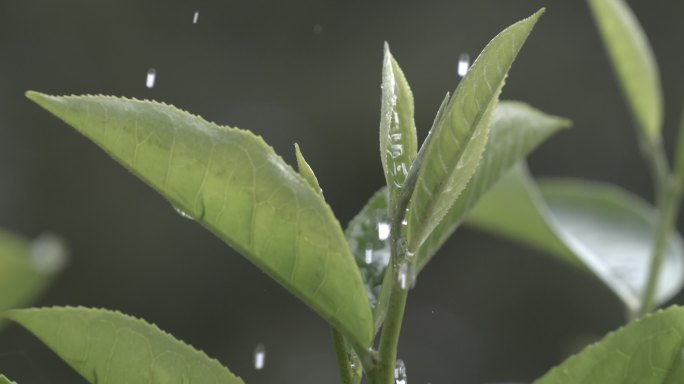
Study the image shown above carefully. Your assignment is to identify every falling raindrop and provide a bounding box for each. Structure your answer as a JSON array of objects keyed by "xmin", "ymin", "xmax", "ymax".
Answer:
[
  {"xmin": 395, "ymin": 359, "xmax": 407, "ymax": 384},
  {"xmin": 29, "ymin": 234, "xmax": 67, "ymax": 274},
  {"xmin": 377, "ymin": 222, "xmax": 391, "ymax": 241},
  {"xmin": 145, "ymin": 68, "xmax": 157, "ymax": 88},
  {"xmin": 173, "ymin": 206, "xmax": 193, "ymax": 220},
  {"xmin": 457, "ymin": 53, "xmax": 470, "ymax": 77},
  {"xmin": 313, "ymin": 24, "xmax": 323, "ymax": 34},
  {"xmin": 365, "ymin": 246, "xmax": 374, "ymax": 264},
  {"xmin": 253, "ymin": 344, "xmax": 266, "ymax": 370},
  {"xmin": 192, "ymin": 11, "xmax": 200, "ymax": 24}
]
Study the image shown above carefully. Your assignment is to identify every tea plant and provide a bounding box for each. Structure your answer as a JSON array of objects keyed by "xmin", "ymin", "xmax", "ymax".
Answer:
[{"xmin": 2, "ymin": 1, "xmax": 684, "ymax": 383}]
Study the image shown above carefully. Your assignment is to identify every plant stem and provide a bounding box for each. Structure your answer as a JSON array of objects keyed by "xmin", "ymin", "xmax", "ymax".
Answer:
[
  {"xmin": 637, "ymin": 177, "xmax": 680, "ymax": 317},
  {"xmin": 331, "ymin": 327, "xmax": 354, "ymax": 384}
]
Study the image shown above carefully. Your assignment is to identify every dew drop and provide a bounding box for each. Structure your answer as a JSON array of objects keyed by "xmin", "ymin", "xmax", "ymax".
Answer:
[
  {"xmin": 395, "ymin": 358, "xmax": 407, "ymax": 384},
  {"xmin": 192, "ymin": 11, "xmax": 200, "ymax": 24},
  {"xmin": 253, "ymin": 344, "xmax": 266, "ymax": 370},
  {"xmin": 145, "ymin": 68, "xmax": 157, "ymax": 88},
  {"xmin": 173, "ymin": 206, "xmax": 193, "ymax": 220},
  {"xmin": 313, "ymin": 23, "xmax": 323, "ymax": 34},
  {"xmin": 457, "ymin": 53, "xmax": 470, "ymax": 77},
  {"xmin": 377, "ymin": 222, "xmax": 390, "ymax": 241},
  {"xmin": 29, "ymin": 234, "xmax": 67, "ymax": 274},
  {"xmin": 398, "ymin": 263, "xmax": 408, "ymax": 290},
  {"xmin": 365, "ymin": 246, "xmax": 374, "ymax": 264}
]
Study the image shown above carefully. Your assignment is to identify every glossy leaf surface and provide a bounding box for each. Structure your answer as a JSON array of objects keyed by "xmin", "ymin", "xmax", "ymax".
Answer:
[
  {"xmin": 8, "ymin": 307, "xmax": 244, "ymax": 384},
  {"xmin": 416, "ymin": 101, "xmax": 571, "ymax": 271},
  {"xmin": 536, "ymin": 306, "xmax": 684, "ymax": 383},
  {"xmin": 588, "ymin": 0, "xmax": 663, "ymax": 142},
  {"xmin": 467, "ymin": 165, "xmax": 684, "ymax": 312},
  {"xmin": 0, "ymin": 230, "xmax": 67, "ymax": 327},
  {"xmin": 379, "ymin": 44, "xmax": 417, "ymax": 213},
  {"xmin": 405, "ymin": 9, "xmax": 544, "ymax": 253},
  {"xmin": 27, "ymin": 92, "xmax": 373, "ymax": 348}
]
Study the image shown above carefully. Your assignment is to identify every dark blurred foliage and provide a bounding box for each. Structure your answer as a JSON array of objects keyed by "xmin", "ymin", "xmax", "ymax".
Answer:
[{"xmin": 1, "ymin": 0, "xmax": 683, "ymax": 383}]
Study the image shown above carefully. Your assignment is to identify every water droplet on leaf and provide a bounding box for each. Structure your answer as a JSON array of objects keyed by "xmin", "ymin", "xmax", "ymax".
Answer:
[
  {"xmin": 398, "ymin": 263, "xmax": 408, "ymax": 290},
  {"xmin": 173, "ymin": 206, "xmax": 194, "ymax": 220},
  {"xmin": 254, "ymin": 344, "xmax": 266, "ymax": 370},
  {"xmin": 395, "ymin": 358, "xmax": 407, "ymax": 384}
]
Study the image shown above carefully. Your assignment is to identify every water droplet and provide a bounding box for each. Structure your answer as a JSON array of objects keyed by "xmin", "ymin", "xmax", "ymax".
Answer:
[
  {"xmin": 401, "ymin": 218, "xmax": 408, "ymax": 226},
  {"xmin": 29, "ymin": 234, "xmax": 67, "ymax": 274},
  {"xmin": 390, "ymin": 144, "xmax": 403, "ymax": 158},
  {"xmin": 457, "ymin": 53, "xmax": 470, "ymax": 77},
  {"xmin": 173, "ymin": 206, "xmax": 194, "ymax": 220},
  {"xmin": 395, "ymin": 359, "xmax": 407, "ymax": 384},
  {"xmin": 398, "ymin": 263, "xmax": 408, "ymax": 290},
  {"xmin": 253, "ymin": 344, "xmax": 266, "ymax": 370},
  {"xmin": 192, "ymin": 11, "xmax": 200, "ymax": 24},
  {"xmin": 313, "ymin": 24, "xmax": 323, "ymax": 34},
  {"xmin": 146, "ymin": 68, "xmax": 157, "ymax": 88},
  {"xmin": 365, "ymin": 246, "xmax": 373, "ymax": 264},
  {"xmin": 377, "ymin": 222, "xmax": 391, "ymax": 241}
]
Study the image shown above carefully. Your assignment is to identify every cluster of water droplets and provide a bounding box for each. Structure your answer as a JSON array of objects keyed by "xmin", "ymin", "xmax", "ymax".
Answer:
[
  {"xmin": 395, "ymin": 359, "xmax": 407, "ymax": 384},
  {"xmin": 173, "ymin": 206, "xmax": 194, "ymax": 220},
  {"xmin": 253, "ymin": 344, "xmax": 266, "ymax": 370}
]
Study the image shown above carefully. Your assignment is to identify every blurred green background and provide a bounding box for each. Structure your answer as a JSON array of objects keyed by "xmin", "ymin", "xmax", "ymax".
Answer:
[{"xmin": 1, "ymin": 0, "xmax": 683, "ymax": 382}]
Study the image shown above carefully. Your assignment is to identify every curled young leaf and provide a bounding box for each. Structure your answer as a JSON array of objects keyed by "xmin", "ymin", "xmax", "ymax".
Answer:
[
  {"xmin": 405, "ymin": 9, "xmax": 544, "ymax": 253},
  {"xmin": 7, "ymin": 307, "xmax": 244, "ymax": 384},
  {"xmin": 27, "ymin": 92, "xmax": 374, "ymax": 349}
]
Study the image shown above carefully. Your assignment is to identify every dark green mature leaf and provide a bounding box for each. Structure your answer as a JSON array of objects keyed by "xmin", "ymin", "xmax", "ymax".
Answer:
[
  {"xmin": 468, "ymin": 165, "xmax": 684, "ymax": 312},
  {"xmin": 588, "ymin": 0, "xmax": 663, "ymax": 143},
  {"xmin": 416, "ymin": 102, "xmax": 571, "ymax": 271},
  {"xmin": 0, "ymin": 230, "xmax": 67, "ymax": 327},
  {"xmin": 0, "ymin": 374, "xmax": 16, "ymax": 384},
  {"xmin": 379, "ymin": 43, "xmax": 417, "ymax": 214},
  {"xmin": 405, "ymin": 9, "xmax": 544, "ymax": 253},
  {"xmin": 8, "ymin": 307, "xmax": 244, "ymax": 383},
  {"xmin": 535, "ymin": 305, "xmax": 684, "ymax": 383},
  {"xmin": 27, "ymin": 92, "xmax": 373, "ymax": 348}
]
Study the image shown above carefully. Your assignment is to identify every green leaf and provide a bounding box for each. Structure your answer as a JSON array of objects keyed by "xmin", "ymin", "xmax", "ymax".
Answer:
[
  {"xmin": 294, "ymin": 143, "xmax": 322, "ymax": 196},
  {"xmin": 588, "ymin": 0, "xmax": 663, "ymax": 143},
  {"xmin": 467, "ymin": 165, "xmax": 684, "ymax": 312},
  {"xmin": 0, "ymin": 374, "xmax": 17, "ymax": 384},
  {"xmin": 7, "ymin": 307, "xmax": 244, "ymax": 384},
  {"xmin": 405, "ymin": 9, "xmax": 544, "ymax": 253},
  {"xmin": 0, "ymin": 230, "xmax": 67, "ymax": 327},
  {"xmin": 674, "ymin": 105, "xmax": 684, "ymax": 191},
  {"xmin": 535, "ymin": 305, "xmax": 684, "ymax": 383},
  {"xmin": 27, "ymin": 92, "xmax": 373, "ymax": 349},
  {"xmin": 416, "ymin": 101, "xmax": 571, "ymax": 271},
  {"xmin": 379, "ymin": 43, "xmax": 417, "ymax": 214}
]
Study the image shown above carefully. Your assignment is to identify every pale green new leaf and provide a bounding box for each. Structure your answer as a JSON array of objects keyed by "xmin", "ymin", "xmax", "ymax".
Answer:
[
  {"xmin": 7, "ymin": 307, "xmax": 244, "ymax": 384},
  {"xmin": 674, "ymin": 105, "xmax": 684, "ymax": 191},
  {"xmin": 294, "ymin": 143, "xmax": 322, "ymax": 196},
  {"xmin": 0, "ymin": 230, "xmax": 67, "ymax": 327},
  {"xmin": 588, "ymin": 0, "xmax": 663, "ymax": 142},
  {"xmin": 27, "ymin": 92, "xmax": 373, "ymax": 348},
  {"xmin": 535, "ymin": 305, "xmax": 684, "ymax": 383},
  {"xmin": 379, "ymin": 43, "xmax": 417, "ymax": 214},
  {"xmin": 416, "ymin": 102, "xmax": 571, "ymax": 271},
  {"xmin": 467, "ymin": 165, "xmax": 684, "ymax": 312},
  {"xmin": 405, "ymin": 9, "xmax": 544, "ymax": 253},
  {"xmin": 0, "ymin": 374, "xmax": 16, "ymax": 384}
]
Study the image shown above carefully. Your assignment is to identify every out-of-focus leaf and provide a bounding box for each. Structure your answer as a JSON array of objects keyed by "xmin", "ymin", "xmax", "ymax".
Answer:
[
  {"xmin": 588, "ymin": 0, "xmax": 663, "ymax": 142},
  {"xmin": 0, "ymin": 374, "xmax": 16, "ymax": 384},
  {"xmin": 674, "ymin": 105, "xmax": 684, "ymax": 191},
  {"xmin": 467, "ymin": 165, "xmax": 684, "ymax": 312},
  {"xmin": 416, "ymin": 101, "xmax": 571, "ymax": 271},
  {"xmin": 0, "ymin": 230, "xmax": 67, "ymax": 328},
  {"xmin": 7, "ymin": 307, "xmax": 244, "ymax": 384},
  {"xmin": 405, "ymin": 9, "xmax": 544, "ymax": 253},
  {"xmin": 535, "ymin": 306, "xmax": 684, "ymax": 383},
  {"xmin": 27, "ymin": 92, "xmax": 373, "ymax": 349},
  {"xmin": 379, "ymin": 43, "xmax": 417, "ymax": 214}
]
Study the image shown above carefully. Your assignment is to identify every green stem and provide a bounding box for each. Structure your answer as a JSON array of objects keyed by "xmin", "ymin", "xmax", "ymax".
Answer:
[
  {"xmin": 331, "ymin": 327, "xmax": 353, "ymax": 384},
  {"xmin": 637, "ymin": 177, "xmax": 680, "ymax": 318}
]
